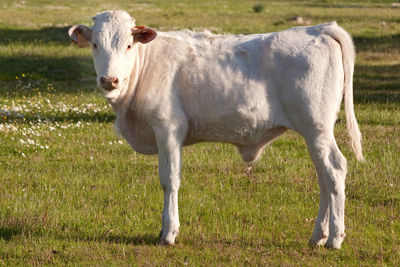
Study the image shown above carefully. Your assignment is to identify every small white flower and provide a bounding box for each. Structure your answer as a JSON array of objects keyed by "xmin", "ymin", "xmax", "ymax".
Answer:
[
  {"xmin": 19, "ymin": 139, "xmax": 26, "ymax": 144},
  {"xmin": 118, "ymin": 140, "xmax": 123, "ymax": 144},
  {"xmin": 21, "ymin": 152, "xmax": 26, "ymax": 157}
]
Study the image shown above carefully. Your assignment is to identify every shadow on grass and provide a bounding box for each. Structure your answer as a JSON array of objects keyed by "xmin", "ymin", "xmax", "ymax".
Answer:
[
  {"xmin": 350, "ymin": 35, "xmax": 400, "ymax": 103},
  {"xmin": 3, "ymin": 111, "xmax": 115, "ymax": 124},
  {"xmin": 78, "ymin": 233, "xmax": 160, "ymax": 246},
  {"xmin": 0, "ymin": 27, "xmax": 71, "ymax": 46},
  {"xmin": 0, "ymin": 54, "xmax": 94, "ymax": 83},
  {"xmin": 0, "ymin": 27, "xmax": 95, "ymax": 89},
  {"xmin": 354, "ymin": 34, "xmax": 400, "ymax": 53},
  {"xmin": 0, "ymin": 225, "xmax": 159, "ymax": 245},
  {"xmin": 0, "ymin": 226, "xmax": 22, "ymax": 241},
  {"xmin": 181, "ymin": 234, "xmax": 309, "ymax": 251},
  {"xmin": 354, "ymin": 64, "xmax": 400, "ymax": 103},
  {"xmin": 304, "ymin": 3, "xmax": 366, "ymax": 9}
]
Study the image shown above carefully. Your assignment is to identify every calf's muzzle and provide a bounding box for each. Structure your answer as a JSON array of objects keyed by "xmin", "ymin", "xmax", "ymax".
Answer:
[{"xmin": 100, "ymin": 76, "xmax": 119, "ymax": 91}]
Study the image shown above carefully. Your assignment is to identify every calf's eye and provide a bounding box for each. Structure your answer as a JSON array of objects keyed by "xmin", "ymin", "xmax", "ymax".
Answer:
[
  {"xmin": 127, "ymin": 45, "xmax": 132, "ymax": 50},
  {"xmin": 93, "ymin": 43, "xmax": 97, "ymax": 49}
]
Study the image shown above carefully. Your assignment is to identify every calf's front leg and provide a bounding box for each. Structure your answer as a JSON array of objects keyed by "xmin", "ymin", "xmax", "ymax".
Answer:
[{"xmin": 155, "ymin": 127, "xmax": 183, "ymax": 245}]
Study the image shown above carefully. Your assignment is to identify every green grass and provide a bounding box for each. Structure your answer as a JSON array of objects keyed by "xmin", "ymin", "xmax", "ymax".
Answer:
[{"xmin": 1, "ymin": 0, "xmax": 399, "ymax": 265}]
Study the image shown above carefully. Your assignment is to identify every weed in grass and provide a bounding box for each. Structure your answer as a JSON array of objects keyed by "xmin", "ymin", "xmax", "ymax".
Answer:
[{"xmin": 252, "ymin": 4, "xmax": 265, "ymax": 13}]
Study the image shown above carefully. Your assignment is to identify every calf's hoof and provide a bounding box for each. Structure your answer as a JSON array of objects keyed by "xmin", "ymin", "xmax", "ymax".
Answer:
[
  {"xmin": 309, "ymin": 235, "xmax": 328, "ymax": 247},
  {"xmin": 159, "ymin": 229, "xmax": 179, "ymax": 246},
  {"xmin": 325, "ymin": 233, "xmax": 345, "ymax": 249}
]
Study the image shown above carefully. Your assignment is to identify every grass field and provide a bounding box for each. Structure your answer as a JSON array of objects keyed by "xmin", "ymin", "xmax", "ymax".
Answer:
[{"xmin": 0, "ymin": 0, "xmax": 399, "ymax": 265}]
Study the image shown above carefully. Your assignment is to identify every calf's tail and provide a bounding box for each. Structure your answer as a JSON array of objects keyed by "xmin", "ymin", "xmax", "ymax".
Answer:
[{"xmin": 325, "ymin": 22, "xmax": 364, "ymax": 162}]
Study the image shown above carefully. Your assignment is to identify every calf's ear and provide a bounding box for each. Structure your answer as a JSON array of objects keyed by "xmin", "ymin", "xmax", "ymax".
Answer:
[
  {"xmin": 68, "ymin": 25, "xmax": 91, "ymax": 48},
  {"xmin": 132, "ymin": 26, "xmax": 157, "ymax": 44}
]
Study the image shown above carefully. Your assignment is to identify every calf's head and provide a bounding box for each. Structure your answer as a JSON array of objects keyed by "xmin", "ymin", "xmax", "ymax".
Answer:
[{"xmin": 68, "ymin": 10, "xmax": 156, "ymax": 99}]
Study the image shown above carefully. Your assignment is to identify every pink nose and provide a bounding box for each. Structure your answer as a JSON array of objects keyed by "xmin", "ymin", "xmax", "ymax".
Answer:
[{"xmin": 100, "ymin": 76, "xmax": 119, "ymax": 91}]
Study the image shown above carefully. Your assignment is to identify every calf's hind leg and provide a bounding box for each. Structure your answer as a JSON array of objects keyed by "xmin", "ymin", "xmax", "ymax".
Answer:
[
  {"xmin": 309, "ymin": 166, "xmax": 330, "ymax": 246},
  {"xmin": 305, "ymin": 132, "xmax": 347, "ymax": 249}
]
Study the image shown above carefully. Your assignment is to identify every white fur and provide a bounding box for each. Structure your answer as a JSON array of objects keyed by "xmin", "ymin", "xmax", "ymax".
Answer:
[{"xmin": 69, "ymin": 10, "xmax": 364, "ymax": 248}]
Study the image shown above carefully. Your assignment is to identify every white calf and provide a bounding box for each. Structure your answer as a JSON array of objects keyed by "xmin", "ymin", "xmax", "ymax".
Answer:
[{"xmin": 69, "ymin": 10, "xmax": 363, "ymax": 249}]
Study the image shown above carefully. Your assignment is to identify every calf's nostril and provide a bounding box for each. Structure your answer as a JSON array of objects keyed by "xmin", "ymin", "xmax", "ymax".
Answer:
[
  {"xmin": 100, "ymin": 77, "xmax": 107, "ymax": 84},
  {"xmin": 110, "ymin": 78, "xmax": 119, "ymax": 88}
]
